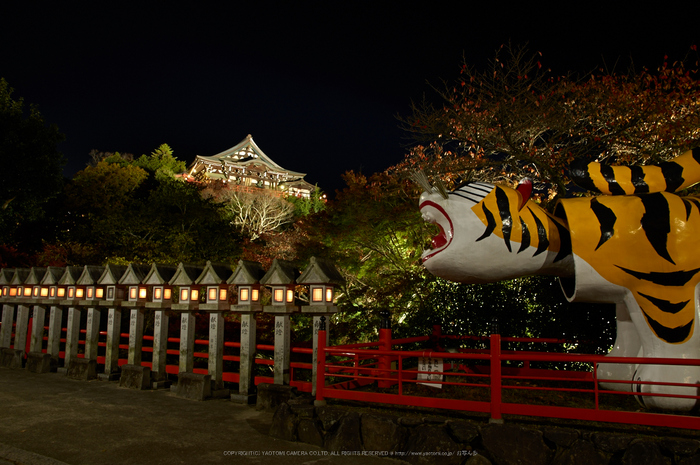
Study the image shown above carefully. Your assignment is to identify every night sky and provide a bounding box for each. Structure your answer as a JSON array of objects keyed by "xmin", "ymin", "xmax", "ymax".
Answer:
[{"xmin": 2, "ymin": 3, "xmax": 698, "ymax": 195}]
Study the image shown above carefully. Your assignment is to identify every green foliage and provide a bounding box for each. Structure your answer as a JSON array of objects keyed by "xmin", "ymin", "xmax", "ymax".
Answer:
[
  {"xmin": 0, "ymin": 78, "xmax": 65, "ymax": 251},
  {"xmin": 286, "ymin": 186, "xmax": 326, "ymax": 217},
  {"xmin": 57, "ymin": 145, "xmax": 242, "ymax": 265},
  {"xmin": 394, "ymin": 276, "xmax": 615, "ymax": 354},
  {"xmin": 302, "ymin": 171, "xmax": 434, "ymax": 343},
  {"xmin": 132, "ymin": 143, "xmax": 186, "ymax": 180}
]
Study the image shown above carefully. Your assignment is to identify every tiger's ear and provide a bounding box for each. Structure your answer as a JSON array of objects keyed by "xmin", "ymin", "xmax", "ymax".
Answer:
[{"xmin": 516, "ymin": 178, "xmax": 533, "ymax": 210}]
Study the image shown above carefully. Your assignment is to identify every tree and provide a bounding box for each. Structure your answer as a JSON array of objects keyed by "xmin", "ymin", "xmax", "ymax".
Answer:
[
  {"xmin": 399, "ymin": 44, "xmax": 700, "ymax": 199},
  {"xmin": 206, "ymin": 187, "xmax": 295, "ymax": 241},
  {"xmin": 298, "ymin": 170, "xmax": 434, "ymax": 343},
  {"xmin": 132, "ymin": 143, "xmax": 186, "ymax": 180},
  {"xmin": 57, "ymin": 145, "xmax": 242, "ymax": 265},
  {"xmin": 0, "ymin": 78, "xmax": 65, "ymax": 251}
]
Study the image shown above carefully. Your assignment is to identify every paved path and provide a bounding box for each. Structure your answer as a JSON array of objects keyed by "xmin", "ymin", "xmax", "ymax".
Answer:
[{"xmin": 0, "ymin": 368, "xmax": 401, "ymax": 465}]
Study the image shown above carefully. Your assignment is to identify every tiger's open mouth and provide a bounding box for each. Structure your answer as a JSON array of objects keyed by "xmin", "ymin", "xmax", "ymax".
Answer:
[{"xmin": 419, "ymin": 200, "xmax": 454, "ymax": 262}]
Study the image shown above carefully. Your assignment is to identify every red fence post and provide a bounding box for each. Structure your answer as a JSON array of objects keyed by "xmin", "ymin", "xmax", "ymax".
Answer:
[
  {"xmin": 25, "ymin": 317, "xmax": 33, "ymax": 357},
  {"xmin": 378, "ymin": 310, "xmax": 392, "ymax": 388},
  {"xmin": 490, "ymin": 333, "xmax": 503, "ymax": 423},
  {"xmin": 315, "ymin": 316, "xmax": 327, "ymax": 407}
]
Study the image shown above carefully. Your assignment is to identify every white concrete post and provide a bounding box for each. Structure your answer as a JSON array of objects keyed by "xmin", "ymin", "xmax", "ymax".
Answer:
[
  {"xmin": 47, "ymin": 306, "xmax": 63, "ymax": 361},
  {"xmin": 273, "ymin": 315, "xmax": 291, "ymax": 385},
  {"xmin": 208, "ymin": 312, "xmax": 224, "ymax": 390},
  {"xmin": 0, "ymin": 304, "xmax": 15, "ymax": 348},
  {"xmin": 85, "ymin": 307, "xmax": 101, "ymax": 360},
  {"xmin": 29, "ymin": 305, "xmax": 47, "ymax": 353},
  {"xmin": 104, "ymin": 307, "xmax": 121, "ymax": 376},
  {"xmin": 127, "ymin": 309, "xmax": 144, "ymax": 365},
  {"xmin": 152, "ymin": 310, "xmax": 169, "ymax": 380},
  {"xmin": 64, "ymin": 307, "xmax": 82, "ymax": 367},
  {"xmin": 238, "ymin": 313, "xmax": 257, "ymax": 396},
  {"xmin": 179, "ymin": 312, "xmax": 195, "ymax": 373},
  {"xmin": 14, "ymin": 305, "xmax": 31, "ymax": 353}
]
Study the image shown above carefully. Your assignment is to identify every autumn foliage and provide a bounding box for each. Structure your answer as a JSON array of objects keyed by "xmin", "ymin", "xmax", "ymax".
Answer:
[{"xmin": 398, "ymin": 44, "xmax": 700, "ymax": 199}]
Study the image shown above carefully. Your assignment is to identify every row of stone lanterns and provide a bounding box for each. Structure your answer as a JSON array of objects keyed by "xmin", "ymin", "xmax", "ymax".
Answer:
[{"xmin": 0, "ymin": 257, "xmax": 343, "ymax": 401}]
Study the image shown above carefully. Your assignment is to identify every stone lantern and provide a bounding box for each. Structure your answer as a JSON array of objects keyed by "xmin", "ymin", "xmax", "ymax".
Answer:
[
  {"xmin": 77, "ymin": 266, "xmax": 105, "ymax": 365},
  {"xmin": 57, "ymin": 266, "xmax": 83, "ymax": 372},
  {"xmin": 7, "ymin": 268, "xmax": 28, "ymax": 302},
  {"xmin": 25, "ymin": 267, "xmax": 46, "ymax": 301},
  {"xmin": 145, "ymin": 264, "xmax": 176, "ymax": 307},
  {"xmin": 169, "ymin": 263, "xmax": 204, "ymax": 375},
  {"xmin": 196, "ymin": 261, "xmax": 233, "ymax": 395},
  {"xmin": 0, "ymin": 268, "xmax": 16, "ymax": 351},
  {"xmin": 0, "ymin": 268, "xmax": 13, "ymax": 301},
  {"xmin": 117, "ymin": 264, "xmax": 151, "ymax": 368},
  {"xmin": 24, "ymin": 267, "xmax": 47, "ymax": 359},
  {"xmin": 0, "ymin": 268, "xmax": 28, "ymax": 367},
  {"xmin": 39, "ymin": 267, "xmax": 65, "ymax": 366},
  {"xmin": 228, "ymin": 260, "xmax": 265, "ymax": 403},
  {"xmin": 261, "ymin": 259, "xmax": 300, "ymax": 385},
  {"xmin": 99, "ymin": 264, "xmax": 128, "ymax": 304},
  {"xmin": 96, "ymin": 264, "xmax": 128, "ymax": 380},
  {"xmin": 297, "ymin": 257, "xmax": 345, "ymax": 395},
  {"xmin": 143, "ymin": 263, "xmax": 177, "ymax": 388}
]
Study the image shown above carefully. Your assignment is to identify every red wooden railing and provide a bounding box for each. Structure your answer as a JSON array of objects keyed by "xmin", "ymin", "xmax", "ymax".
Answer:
[{"xmin": 315, "ymin": 330, "xmax": 700, "ymax": 430}]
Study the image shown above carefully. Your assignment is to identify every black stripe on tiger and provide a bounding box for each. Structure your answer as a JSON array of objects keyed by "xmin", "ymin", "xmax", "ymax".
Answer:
[
  {"xmin": 476, "ymin": 202, "xmax": 496, "ymax": 242},
  {"xmin": 600, "ymin": 164, "xmax": 626, "ymax": 195},
  {"xmin": 641, "ymin": 309, "xmax": 693, "ymax": 344},
  {"xmin": 629, "ymin": 165, "xmax": 649, "ymax": 194},
  {"xmin": 528, "ymin": 207, "xmax": 550, "ymax": 257},
  {"xmin": 637, "ymin": 292, "xmax": 690, "ymax": 314},
  {"xmin": 495, "ymin": 187, "xmax": 513, "ymax": 252},
  {"xmin": 639, "ymin": 193, "xmax": 674, "ymax": 265},
  {"xmin": 616, "ymin": 266, "xmax": 700, "ymax": 286},
  {"xmin": 590, "ymin": 198, "xmax": 616, "ymax": 250},
  {"xmin": 552, "ymin": 218, "xmax": 571, "ymax": 263},
  {"xmin": 518, "ymin": 217, "xmax": 530, "ymax": 253}
]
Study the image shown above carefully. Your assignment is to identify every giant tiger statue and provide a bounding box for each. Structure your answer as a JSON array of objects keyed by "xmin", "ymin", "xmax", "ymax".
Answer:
[{"xmin": 417, "ymin": 149, "xmax": 700, "ymax": 411}]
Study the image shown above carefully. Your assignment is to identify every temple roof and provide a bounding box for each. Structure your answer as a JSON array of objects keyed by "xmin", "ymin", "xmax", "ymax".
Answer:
[{"xmin": 190, "ymin": 134, "xmax": 307, "ymax": 178}]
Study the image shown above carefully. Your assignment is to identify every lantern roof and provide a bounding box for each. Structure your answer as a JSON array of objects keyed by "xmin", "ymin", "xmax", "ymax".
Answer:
[
  {"xmin": 77, "ymin": 265, "xmax": 105, "ymax": 285},
  {"xmin": 118, "ymin": 264, "xmax": 151, "ymax": 285},
  {"xmin": 97, "ymin": 264, "xmax": 128, "ymax": 285},
  {"xmin": 169, "ymin": 263, "xmax": 204, "ymax": 286},
  {"xmin": 40, "ymin": 267, "xmax": 65, "ymax": 285},
  {"xmin": 297, "ymin": 257, "xmax": 345, "ymax": 286},
  {"xmin": 10, "ymin": 268, "xmax": 30, "ymax": 285},
  {"xmin": 143, "ymin": 263, "xmax": 178, "ymax": 285},
  {"xmin": 260, "ymin": 259, "xmax": 298, "ymax": 286},
  {"xmin": 25, "ymin": 267, "xmax": 47, "ymax": 285},
  {"xmin": 0, "ymin": 268, "xmax": 15, "ymax": 286},
  {"xmin": 227, "ymin": 260, "xmax": 266, "ymax": 285},
  {"xmin": 58, "ymin": 266, "xmax": 82, "ymax": 285},
  {"xmin": 195, "ymin": 261, "xmax": 233, "ymax": 285}
]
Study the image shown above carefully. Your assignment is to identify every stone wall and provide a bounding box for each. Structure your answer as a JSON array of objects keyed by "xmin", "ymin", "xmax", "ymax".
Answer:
[{"xmin": 269, "ymin": 400, "xmax": 700, "ymax": 465}]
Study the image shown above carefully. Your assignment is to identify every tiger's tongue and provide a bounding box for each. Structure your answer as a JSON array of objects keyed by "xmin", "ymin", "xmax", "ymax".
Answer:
[{"xmin": 432, "ymin": 224, "xmax": 447, "ymax": 249}]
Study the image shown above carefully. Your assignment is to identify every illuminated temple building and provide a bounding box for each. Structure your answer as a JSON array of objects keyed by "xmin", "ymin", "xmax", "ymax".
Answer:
[{"xmin": 186, "ymin": 134, "xmax": 315, "ymax": 198}]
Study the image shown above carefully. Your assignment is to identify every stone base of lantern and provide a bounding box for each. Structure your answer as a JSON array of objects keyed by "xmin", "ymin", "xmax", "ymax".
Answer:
[
  {"xmin": 119, "ymin": 365, "xmax": 152, "ymax": 390},
  {"xmin": 97, "ymin": 372, "xmax": 121, "ymax": 382},
  {"xmin": 230, "ymin": 392, "xmax": 257, "ymax": 405},
  {"xmin": 25, "ymin": 352, "xmax": 55, "ymax": 373},
  {"xmin": 255, "ymin": 383, "xmax": 297, "ymax": 412},
  {"xmin": 171, "ymin": 372, "xmax": 212, "ymax": 401},
  {"xmin": 0, "ymin": 348, "xmax": 24, "ymax": 369},
  {"xmin": 150, "ymin": 369, "xmax": 172, "ymax": 389},
  {"xmin": 66, "ymin": 358, "xmax": 97, "ymax": 380},
  {"xmin": 211, "ymin": 388, "xmax": 231, "ymax": 399}
]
